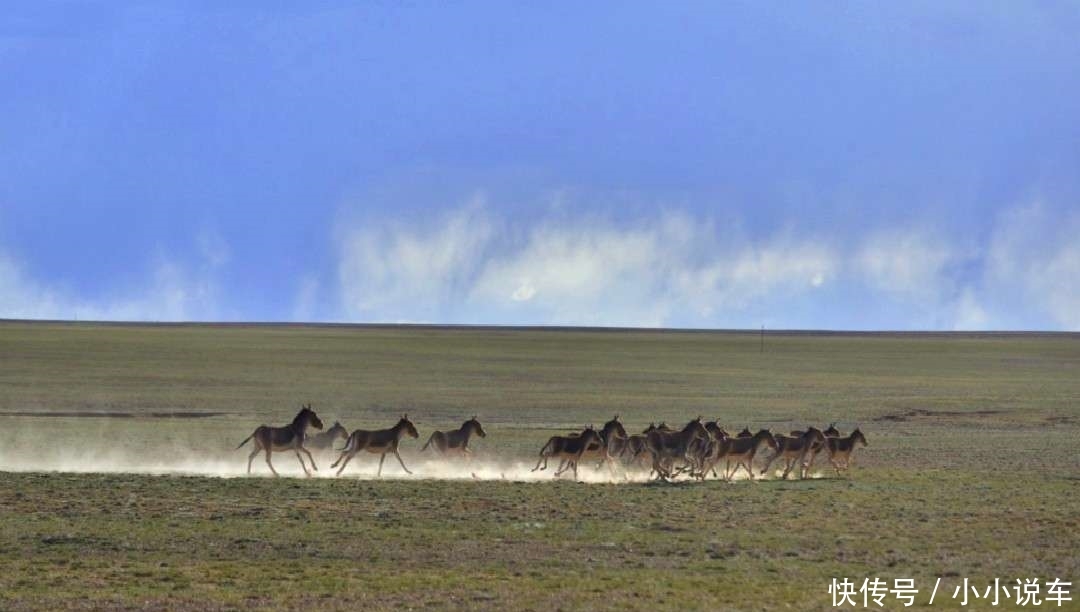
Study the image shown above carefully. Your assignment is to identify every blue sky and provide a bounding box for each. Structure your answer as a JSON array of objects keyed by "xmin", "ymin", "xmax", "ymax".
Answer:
[{"xmin": 2, "ymin": 3, "xmax": 1079, "ymax": 329}]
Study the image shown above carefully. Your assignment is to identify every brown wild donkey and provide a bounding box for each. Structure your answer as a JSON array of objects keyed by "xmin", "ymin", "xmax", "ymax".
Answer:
[
  {"xmin": 824, "ymin": 428, "xmax": 868, "ymax": 476},
  {"xmin": 307, "ymin": 421, "xmax": 349, "ymax": 450},
  {"xmin": 683, "ymin": 420, "xmax": 730, "ymax": 479},
  {"xmin": 622, "ymin": 422, "xmax": 672, "ymax": 467},
  {"xmin": 704, "ymin": 429, "xmax": 778, "ymax": 481},
  {"xmin": 799, "ymin": 423, "xmax": 841, "ymax": 473},
  {"xmin": 331, "ymin": 415, "xmax": 420, "ymax": 477},
  {"xmin": 532, "ymin": 426, "xmax": 602, "ymax": 481},
  {"xmin": 236, "ymin": 404, "xmax": 324, "ymax": 477},
  {"xmin": 644, "ymin": 417, "xmax": 709, "ymax": 481},
  {"xmin": 566, "ymin": 416, "xmax": 628, "ymax": 478},
  {"xmin": 759, "ymin": 427, "xmax": 826, "ymax": 479},
  {"xmin": 420, "ymin": 416, "xmax": 487, "ymax": 458},
  {"xmin": 596, "ymin": 415, "xmax": 630, "ymax": 459}
]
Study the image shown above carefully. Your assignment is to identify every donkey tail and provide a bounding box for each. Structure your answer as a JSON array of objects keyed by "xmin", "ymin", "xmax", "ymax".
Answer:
[
  {"xmin": 538, "ymin": 438, "xmax": 555, "ymax": 458},
  {"xmin": 235, "ymin": 433, "xmax": 254, "ymax": 450},
  {"xmin": 420, "ymin": 433, "xmax": 435, "ymax": 452},
  {"xmin": 336, "ymin": 435, "xmax": 354, "ymax": 453}
]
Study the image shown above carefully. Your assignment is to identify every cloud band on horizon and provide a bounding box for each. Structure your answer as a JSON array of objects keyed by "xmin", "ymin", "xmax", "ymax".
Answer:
[{"xmin": 1, "ymin": 197, "xmax": 1077, "ymax": 331}]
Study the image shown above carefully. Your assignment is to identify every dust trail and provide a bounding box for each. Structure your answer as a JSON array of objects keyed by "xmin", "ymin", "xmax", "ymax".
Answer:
[
  {"xmin": 0, "ymin": 447, "xmax": 657, "ymax": 483},
  {"xmin": 0, "ymin": 446, "xmax": 787, "ymax": 483},
  {"xmin": 0, "ymin": 419, "xmax": 792, "ymax": 483},
  {"xmin": 0, "ymin": 422, "xmax": 647, "ymax": 482}
]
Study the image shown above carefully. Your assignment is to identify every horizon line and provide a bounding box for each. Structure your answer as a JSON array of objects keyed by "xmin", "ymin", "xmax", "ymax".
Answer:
[{"xmin": 2, "ymin": 318, "xmax": 1077, "ymax": 337}]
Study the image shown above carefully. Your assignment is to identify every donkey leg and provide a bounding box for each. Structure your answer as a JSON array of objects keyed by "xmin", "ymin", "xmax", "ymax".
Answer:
[
  {"xmin": 264, "ymin": 450, "xmax": 279, "ymax": 477},
  {"xmin": 247, "ymin": 448, "xmax": 259, "ymax": 474},
  {"xmin": 554, "ymin": 458, "xmax": 569, "ymax": 476},
  {"xmin": 531, "ymin": 454, "xmax": 547, "ymax": 472},
  {"xmin": 798, "ymin": 453, "xmax": 811, "ymax": 479},
  {"xmin": 701, "ymin": 455, "xmax": 718, "ymax": 479},
  {"xmin": 760, "ymin": 453, "xmax": 777, "ymax": 476},
  {"xmin": 376, "ymin": 453, "xmax": 386, "ymax": 477},
  {"xmin": 393, "ymin": 450, "xmax": 412, "ymax": 475},
  {"xmin": 334, "ymin": 452, "xmax": 356, "ymax": 476},
  {"xmin": 650, "ymin": 456, "xmax": 666, "ymax": 481},
  {"xmin": 597, "ymin": 455, "xmax": 617, "ymax": 482},
  {"xmin": 734, "ymin": 461, "xmax": 745, "ymax": 479},
  {"xmin": 612, "ymin": 457, "xmax": 628, "ymax": 481},
  {"xmin": 700, "ymin": 456, "xmax": 714, "ymax": 480},
  {"xmin": 294, "ymin": 450, "xmax": 311, "ymax": 477},
  {"xmin": 302, "ymin": 447, "xmax": 318, "ymax": 472},
  {"xmin": 781, "ymin": 457, "xmax": 794, "ymax": 480}
]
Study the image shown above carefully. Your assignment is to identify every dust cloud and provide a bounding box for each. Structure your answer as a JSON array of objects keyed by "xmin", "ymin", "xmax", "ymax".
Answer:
[
  {"xmin": 0, "ymin": 419, "xmax": 798, "ymax": 483},
  {"xmin": 0, "ymin": 446, "xmax": 656, "ymax": 483}
]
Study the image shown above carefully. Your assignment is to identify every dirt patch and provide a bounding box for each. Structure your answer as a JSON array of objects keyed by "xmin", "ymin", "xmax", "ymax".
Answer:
[
  {"xmin": 875, "ymin": 408, "xmax": 1002, "ymax": 422},
  {"xmin": 0, "ymin": 411, "xmax": 230, "ymax": 419}
]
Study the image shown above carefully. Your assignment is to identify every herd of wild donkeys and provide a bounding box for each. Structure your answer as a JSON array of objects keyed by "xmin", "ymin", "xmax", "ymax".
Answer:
[{"xmin": 236, "ymin": 404, "xmax": 869, "ymax": 481}]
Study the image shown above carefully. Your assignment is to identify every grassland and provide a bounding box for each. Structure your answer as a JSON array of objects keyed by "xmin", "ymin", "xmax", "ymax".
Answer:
[{"xmin": 1, "ymin": 321, "xmax": 1078, "ymax": 610}]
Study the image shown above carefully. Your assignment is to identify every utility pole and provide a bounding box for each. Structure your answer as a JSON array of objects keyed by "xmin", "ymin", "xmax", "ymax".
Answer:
[{"xmin": 760, "ymin": 324, "xmax": 764, "ymax": 353}]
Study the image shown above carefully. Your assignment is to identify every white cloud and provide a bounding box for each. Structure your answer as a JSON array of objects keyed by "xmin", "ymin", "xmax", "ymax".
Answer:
[
  {"xmin": 851, "ymin": 228, "xmax": 998, "ymax": 330},
  {"xmin": 951, "ymin": 288, "xmax": 991, "ymax": 331},
  {"xmin": 469, "ymin": 221, "xmax": 673, "ymax": 326},
  {"xmin": 339, "ymin": 203, "xmax": 837, "ymax": 327},
  {"xmin": 1038, "ymin": 244, "xmax": 1080, "ymax": 330},
  {"xmin": 855, "ymin": 230, "xmax": 956, "ymax": 300},
  {"xmin": 984, "ymin": 203, "xmax": 1080, "ymax": 330},
  {"xmin": 5, "ymin": 198, "xmax": 1076, "ymax": 330},
  {"xmin": 0, "ymin": 242, "xmax": 225, "ymax": 322},
  {"xmin": 0, "ymin": 255, "xmax": 63, "ymax": 319},
  {"xmin": 510, "ymin": 279, "xmax": 536, "ymax": 302},
  {"xmin": 845, "ymin": 205, "xmax": 1080, "ymax": 331},
  {"xmin": 334, "ymin": 198, "xmax": 1080, "ymax": 330},
  {"xmin": 338, "ymin": 197, "xmax": 493, "ymax": 322}
]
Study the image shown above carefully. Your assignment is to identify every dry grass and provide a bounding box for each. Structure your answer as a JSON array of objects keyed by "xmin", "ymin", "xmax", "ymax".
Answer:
[{"xmin": 1, "ymin": 322, "xmax": 1078, "ymax": 610}]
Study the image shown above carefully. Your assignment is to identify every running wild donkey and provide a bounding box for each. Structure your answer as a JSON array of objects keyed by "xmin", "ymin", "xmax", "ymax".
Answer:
[
  {"xmin": 331, "ymin": 415, "xmax": 420, "ymax": 477},
  {"xmin": 420, "ymin": 416, "xmax": 487, "ymax": 458},
  {"xmin": 236, "ymin": 404, "xmax": 324, "ymax": 477},
  {"xmin": 307, "ymin": 421, "xmax": 349, "ymax": 450}
]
